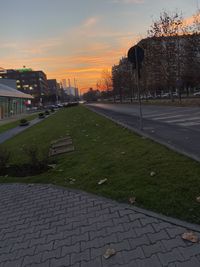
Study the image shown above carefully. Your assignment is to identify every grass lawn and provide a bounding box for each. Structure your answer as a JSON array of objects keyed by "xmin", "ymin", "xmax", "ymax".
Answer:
[
  {"xmin": 1, "ymin": 105, "xmax": 200, "ymax": 224},
  {"xmin": 0, "ymin": 113, "xmax": 39, "ymax": 134}
]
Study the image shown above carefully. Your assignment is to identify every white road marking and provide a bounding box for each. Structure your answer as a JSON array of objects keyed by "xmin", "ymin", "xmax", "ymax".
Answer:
[
  {"xmin": 179, "ymin": 121, "xmax": 200, "ymax": 126},
  {"xmin": 165, "ymin": 117, "xmax": 200, "ymax": 123}
]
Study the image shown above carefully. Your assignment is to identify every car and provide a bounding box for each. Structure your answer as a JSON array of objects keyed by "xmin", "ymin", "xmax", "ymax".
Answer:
[
  {"xmin": 193, "ymin": 92, "xmax": 200, "ymax": 96},
  {"xmin": 161, "ymin": 93, "xmax": 170, "ymax": 98},
  {"xmin": 172, "ymin": 92, "xmax": 178, "ymax": 97}
]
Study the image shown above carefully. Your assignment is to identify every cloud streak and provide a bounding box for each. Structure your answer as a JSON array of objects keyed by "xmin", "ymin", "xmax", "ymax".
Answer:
[{"xmin": 112, "ymin": 0, "xmax": 144, "ymax": 4}]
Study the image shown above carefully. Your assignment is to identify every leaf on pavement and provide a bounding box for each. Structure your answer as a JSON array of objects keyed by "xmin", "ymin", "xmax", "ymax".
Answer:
[
  {"xmin": 129, "ymin": 197, "xmax": 136, "ymax": 205},
  {"xmin": 103, "ymin": 248, "xmax": 116, "ymax": 259},
  {"xmin": 181, "ymin": 232, "xmax": 198, "ymax": 243}
]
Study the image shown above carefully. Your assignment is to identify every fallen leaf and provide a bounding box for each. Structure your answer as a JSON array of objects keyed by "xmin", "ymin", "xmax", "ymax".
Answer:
[
  {"xmin": 129, "ymin": 197, "xmax": 136, "ymax": 204},
  {"xmin": 196, "ymin": 196, "xmax": 200, "ymax": 203},
  {"xmin": 182, "ymin": 232, "xmax": 198, "ymax": 243},
  {"xmin": 48, "ymin": 164, "xmax": 57, "ymax": 169},
  {"xmin": 103, "ymin": 248, "xmax": 116, "ymax": 259},
  {"xmin": 98, "ymin": 178, "xmax": 107, "ymax": 185},
  {"xmin": 150, "ymin": 171, "xmax": 156, "ymax": 177}
]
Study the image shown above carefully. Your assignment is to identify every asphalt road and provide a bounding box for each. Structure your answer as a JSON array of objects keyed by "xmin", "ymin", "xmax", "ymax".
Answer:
[{"xmin": 87, "ymin": 103, "xmax": 200, "ymax": 161}]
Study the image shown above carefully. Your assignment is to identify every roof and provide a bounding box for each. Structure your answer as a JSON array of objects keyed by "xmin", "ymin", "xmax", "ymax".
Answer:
[{"xmin": 0, "ymin": 83, "xmax": 34, "ymax": 99}]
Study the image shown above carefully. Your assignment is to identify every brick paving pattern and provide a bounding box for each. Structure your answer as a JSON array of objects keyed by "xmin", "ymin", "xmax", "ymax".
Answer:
[{"xmin": 0, "ymin": 184, "xmax": 200, "ymax": 267}]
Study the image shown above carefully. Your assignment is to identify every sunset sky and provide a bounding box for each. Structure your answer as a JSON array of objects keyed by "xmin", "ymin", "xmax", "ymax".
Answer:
[{"xmin": 0, "ymin": 0, "xmax": 197, "ymax": 92}]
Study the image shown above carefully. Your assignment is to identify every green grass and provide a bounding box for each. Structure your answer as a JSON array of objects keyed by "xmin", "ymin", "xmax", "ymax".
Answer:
[
  {"xmin": 0, "ymin": 113, "xmax": 38, "ymax": 134},
  {"xmin": 1, "ymin": 105, "xmax": 200, "ymax": 224}
]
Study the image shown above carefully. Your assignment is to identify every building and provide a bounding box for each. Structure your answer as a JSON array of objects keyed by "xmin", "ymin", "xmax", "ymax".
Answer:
[
  {"xmin": 65, "ymin": 87, "xmax": 79, "ymax": 97},
  {"xmin": 0, "ymin": 78, "xmax": 17, "ymax": 89},
  {"xmin": 112, "ymin": 34, "xmax": 200, "ymax": 99},
  {"xmin": 0, "ymin": 68, "xmax": 49, "ymax": 100},
  {"xmin": 138, "ymin": 34, "xmax": 200, "ymax": 94},
  {"xmin": 47, "ymin": 79, "xmax": 60, "ymax": 104},
  {"xmin": 0, "ymin": 82, "xmax": 33, "ymax": 119}
]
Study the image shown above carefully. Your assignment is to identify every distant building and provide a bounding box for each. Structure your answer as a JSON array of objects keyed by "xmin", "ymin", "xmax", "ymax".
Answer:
[
  {"xmin": 47, "ymin": 79, "xmax": 59, "ymax": 95},
  {"xmin": 65, "ymin": 86, "xmax": 79, "ymax": 97},
  {"xmin": 0, "ymin": 68, "xmax": 49, "ymax": 100},
  {"xmin": 47, "ymin": 79, "xmax": 60, "ymax": 104},
  {"xmin": 61, "ymin": 79, "xmax": 67, "ymax": 89},
  {"xmin": 0, "ymin": 82, "xmax": 33, "ymax": 119}
]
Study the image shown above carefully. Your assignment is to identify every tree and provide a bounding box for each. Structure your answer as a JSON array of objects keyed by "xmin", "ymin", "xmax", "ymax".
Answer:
[
  {"xmin": 82, "ymin": 88, "xmax": 100, "ymax": 102},
  {"xmin": 101, "ymin": 69, "xmax": 113, "ymax": 91},
  {"xmin": 147, "ymin": 11, "xmax": 185, "ymax": 101},
  {"xmin": 148, "ymin": 11, "xmax": 184, "ymax": 37}
]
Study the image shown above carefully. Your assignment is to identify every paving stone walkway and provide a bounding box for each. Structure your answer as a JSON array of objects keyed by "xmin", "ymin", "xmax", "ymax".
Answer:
[{"xmin": 1, "ymin": 184, "xmax": 200, "ymax": 267}]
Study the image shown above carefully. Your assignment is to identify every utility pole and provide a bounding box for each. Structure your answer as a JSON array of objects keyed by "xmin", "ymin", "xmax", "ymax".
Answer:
[
  {"xmin": 135, "ymin": 46, "xmax": 143, "ymax": 130},
  {"xmin": 128, "ymin": 45, "xmax": 144, "ymax": 131}
]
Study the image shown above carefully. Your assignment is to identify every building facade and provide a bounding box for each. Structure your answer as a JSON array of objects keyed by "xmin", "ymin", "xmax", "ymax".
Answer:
[
  {"xmin": 0, "ymin": 68, "xmax": 49, "ymax": 100},
  {"xmin": 0, "ymin": 82, "xmax": 33, "ymax": 119}
]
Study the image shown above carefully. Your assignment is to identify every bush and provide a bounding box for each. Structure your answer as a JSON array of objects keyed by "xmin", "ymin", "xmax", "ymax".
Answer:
[
  {"xmin": 19, "ymin": 118, "xmax": 29, "ymax": 126},
  {"xmin": 50, "ymin": 108, "xmax": 55, "ymax": 112},
  {"xmin": 45, "ymin": 110, "xmax": 50, "ymax": 115},
  {"xmin": 38, "ymin": 112, "xmax": 45, "ymax": 119},
  {"xmin": 23, "ymin": 145, "xmax": 49, "ymax": 169},
  {"xmin": 0, "ymin": 147, "xmax": 10, "ymax": 172}
]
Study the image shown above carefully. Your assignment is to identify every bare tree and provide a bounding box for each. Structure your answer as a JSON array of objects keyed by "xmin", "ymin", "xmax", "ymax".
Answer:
[{"xmin": 146, "ymin": 11, "xmax": 185, "ymax": 101}]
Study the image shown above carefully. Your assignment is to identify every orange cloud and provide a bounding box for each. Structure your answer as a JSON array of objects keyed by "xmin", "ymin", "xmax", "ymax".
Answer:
[{"xmin": 0, "ymin": 15, "xmax": 137, "ymax": 93}]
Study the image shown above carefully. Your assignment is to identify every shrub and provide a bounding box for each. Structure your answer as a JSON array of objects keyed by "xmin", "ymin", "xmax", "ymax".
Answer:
[
  {"xmin": 45, "ymin": 110, "xmax": 50, "ymax": 115},
  {"xmin": 19, "ymin": 118, "xmax": 29, "ymax": 126},
  {"xmin": 0, "ymin": 147, "xmax": 10, "ymax": 171},
  {"xmin": 38, "ymin": 112, "xmax": 45, "ymax": 119},
  {"xmin": 23, "ymin": 145, "xmax": 49, "ymax": 169}
]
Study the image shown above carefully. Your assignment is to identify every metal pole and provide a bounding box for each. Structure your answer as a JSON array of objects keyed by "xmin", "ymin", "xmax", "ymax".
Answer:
[
  {"xmin": 130, "ymin": 66, "xmax": 134, "ymax": 103},
  {"xmin": 135, "ymin": 46, "xmax": 143, "ymax": 130}
]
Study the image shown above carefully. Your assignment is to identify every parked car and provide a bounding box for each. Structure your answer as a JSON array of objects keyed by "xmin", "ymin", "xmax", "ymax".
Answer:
[
  {"xmin": 161, "ymin": 93, "xmax": 170, "ymax": 98},
  {"xmin": 172, "ymin": 92, "xmax": 178, "ymax": 97},
  {"xmin": 193, "ymin": 91, "xmax": 200, "ymax": 96}
]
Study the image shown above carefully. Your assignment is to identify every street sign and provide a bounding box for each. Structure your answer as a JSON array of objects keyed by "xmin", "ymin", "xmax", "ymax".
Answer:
[{"xmin": 127, "ymin": 45, "xmax": 144, "ymax": 66}]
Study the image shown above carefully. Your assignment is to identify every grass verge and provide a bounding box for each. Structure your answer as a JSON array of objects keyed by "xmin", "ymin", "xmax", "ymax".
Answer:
[{"xmin": 1, "ymin": 105, "xmax": 200, "ymax": 224}]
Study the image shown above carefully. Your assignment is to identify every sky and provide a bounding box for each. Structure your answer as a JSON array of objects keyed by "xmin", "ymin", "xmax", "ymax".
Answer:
[{"xmin": 0, "ymin": 0, "xmax": 198, "ymax": 92}]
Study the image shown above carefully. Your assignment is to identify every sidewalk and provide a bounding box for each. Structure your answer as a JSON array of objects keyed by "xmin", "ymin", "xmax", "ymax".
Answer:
[
  {"xmin": 0, "ymin": 112, "xmax": 38, "ymax": 126},
  {"xmin": 0, "ymin": 117, "xmax": 43, "ymax": 144},
  {"xmin": 0, "ymin": 184, "xmax": 200, "ymax": 267}
]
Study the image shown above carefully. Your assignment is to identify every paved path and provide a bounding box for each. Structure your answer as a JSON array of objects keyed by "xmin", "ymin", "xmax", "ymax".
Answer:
[
  {"xmin": 0, "ymin": 113, "xmax": 38, "ymax": 126},
  {"xmin": 1, "ymin": 184, "xmax": 200, "ymax": 267},
  {"xmin": 0, "ymin": 117, "xmax": 46, "ymax": 144},
  {"xmin": 87, "ymin": 103, "xmax": 200, "ymax": 162}
]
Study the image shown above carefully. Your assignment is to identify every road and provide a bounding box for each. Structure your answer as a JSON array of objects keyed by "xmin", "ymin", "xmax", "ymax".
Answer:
[{"xmin": 87, "ymin": 103, "xmax": 200, "ymax": 161}]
